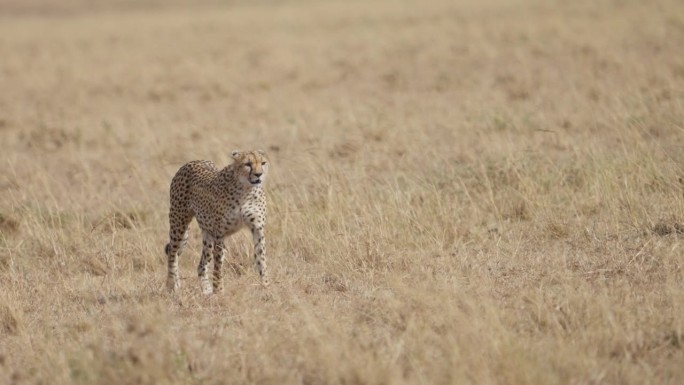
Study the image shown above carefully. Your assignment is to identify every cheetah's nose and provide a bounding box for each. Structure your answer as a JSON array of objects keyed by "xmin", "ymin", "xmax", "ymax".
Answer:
[{"xmin": 254, "ymin": 172, "xmax": 262, "ymax": 177}]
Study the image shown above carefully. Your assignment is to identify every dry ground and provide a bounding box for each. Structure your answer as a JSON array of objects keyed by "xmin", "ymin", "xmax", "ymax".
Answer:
[{"xmin": 1, "ymin": 0, "xmax": 684, "ymax": 383}]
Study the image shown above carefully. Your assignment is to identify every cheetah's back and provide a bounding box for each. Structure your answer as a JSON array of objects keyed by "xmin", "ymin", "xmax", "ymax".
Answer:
[{"xmin": 168, "ymin": 160, "xmax": 219, "ymax": 220}]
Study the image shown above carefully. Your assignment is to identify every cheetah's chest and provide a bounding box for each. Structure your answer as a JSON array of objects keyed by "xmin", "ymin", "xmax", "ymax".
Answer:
[
  {"xmin": 218, "ymin": 202, "xmax": 245, "ymax": 236},
  {"xmin": 217, "ymin": 196, "xmax": 264, "ymax": 236}
]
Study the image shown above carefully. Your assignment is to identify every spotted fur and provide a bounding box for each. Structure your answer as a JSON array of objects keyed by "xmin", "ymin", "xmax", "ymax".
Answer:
[{"xmin": 165, "ymin": 150, "xmax": 270, "ymax": 294}]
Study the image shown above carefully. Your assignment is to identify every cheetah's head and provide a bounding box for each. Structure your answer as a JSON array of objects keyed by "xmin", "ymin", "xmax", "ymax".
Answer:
[{"xmin": 232, "ymin": 150, "xmax": 269, "ymax": 187}]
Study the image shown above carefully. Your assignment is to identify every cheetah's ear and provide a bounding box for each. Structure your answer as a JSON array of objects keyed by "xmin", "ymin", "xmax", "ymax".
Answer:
[
  {"xmin": 256, "ymin": 149, "xmax": 266, "ymax": 156},
  {"xmin": 231, "ymin": 150, "xmax": 242, "ymax": 159}
]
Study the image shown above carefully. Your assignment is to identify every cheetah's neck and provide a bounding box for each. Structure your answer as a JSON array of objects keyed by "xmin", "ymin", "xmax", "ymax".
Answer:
[{"xmin": 217, "ymin": 164, "xmax": 262, "ymax": 196}]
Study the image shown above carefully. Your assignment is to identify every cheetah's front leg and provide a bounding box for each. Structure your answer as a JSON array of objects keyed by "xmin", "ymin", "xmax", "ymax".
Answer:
[
  {"xmin": 198, "ymin": 233, "xmax": 215, "ymax": 295},
  {"xmin": 251, "ymin": 225, "xmax": 269, "ymax": 286},
  {"xmin": 212, "ymin": 240, "xmax": 226, "ymax": 293}
]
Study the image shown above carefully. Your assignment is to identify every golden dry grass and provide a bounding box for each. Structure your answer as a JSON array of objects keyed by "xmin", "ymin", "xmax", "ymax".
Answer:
[{"xmin": 1, "ymin": 0, "xmax": 684, "ymax": 383}]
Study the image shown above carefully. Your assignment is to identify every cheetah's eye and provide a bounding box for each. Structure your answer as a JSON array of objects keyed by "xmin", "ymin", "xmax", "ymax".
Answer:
[
  {"xmin": 262, "ymin": 162, "xmax": 268, "ymax": 166},
  {"xmin": 245, "ymin": 163, "xmax": 252, "ymax": 168}
]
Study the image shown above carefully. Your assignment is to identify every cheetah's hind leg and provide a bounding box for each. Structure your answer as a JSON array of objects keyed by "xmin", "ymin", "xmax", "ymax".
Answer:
[{"xmin": 166, "ymin": 215, "xmax": 191, "ymax": 292}]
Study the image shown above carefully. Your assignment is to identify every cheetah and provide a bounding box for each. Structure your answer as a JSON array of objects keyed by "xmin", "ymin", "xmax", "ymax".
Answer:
[{"xmin": 164, "ymin": 150, "xmax": 270, "ymax": 294}]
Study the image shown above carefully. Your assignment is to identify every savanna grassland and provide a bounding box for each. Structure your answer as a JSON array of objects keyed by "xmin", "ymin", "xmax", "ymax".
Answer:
[{"xmin": 1, "ymin": 0, "xmax": 684, "ymax": 383}]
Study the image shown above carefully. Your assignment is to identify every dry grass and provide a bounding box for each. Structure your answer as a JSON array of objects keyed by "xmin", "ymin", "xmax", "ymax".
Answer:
[{"xmin": 1, "ymin": 0, "xmax": 684, "ymax": 383}]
